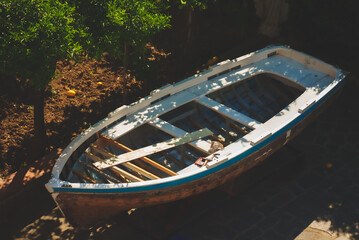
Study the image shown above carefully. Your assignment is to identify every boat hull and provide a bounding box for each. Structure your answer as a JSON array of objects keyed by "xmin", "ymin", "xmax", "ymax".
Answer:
[{"xmin": 54, "ymin": 82, "xmax": 343, "ymax": 228}]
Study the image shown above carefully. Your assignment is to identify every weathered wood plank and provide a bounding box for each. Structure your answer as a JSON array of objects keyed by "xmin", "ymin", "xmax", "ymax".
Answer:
[
  {"xmin": 252, "ymin": 77, "xmax": 282, "ymax": 111},
  {"xmin": 196, "ymin": 96, "xmax": 261, "ymax": 129},
  {"xmin": 143, "ymin": 137, "xmax": 183, "ymax": 169},
  {"xmin": 153, "ymin": 134, "xmax": 194, "ymax": 167},
  {"xmin": 187, "ymin": 116, "xmax": 225, "ymax": 144},
  {"xmin": 90, "ymin": 144, "xmax": 159, "ymax": 180},
  {"xmin": 71, "ymin": 169, "xmax": 97, "ymax": 184},
  {"xmin": 89, "ymin": 146, "xmax": 142, "ymax": 182},
  {"xmin": 242, "ymin": 81, "xmax": 275, "ymax": 116},
  {"xmin": 94, "ymin": 128, "xmax": 213, "ymax": 170},
  {"xmin": 230, "ymin": 87, "xmax": 263, "ymax": 121},
  {"xmin": 85, "ymin": 152, "xmax": 128, "ymax": 183},
  {"xmin": 148, "ymin": 117, "xmax": 211, "ymax": 154},
  {"xmin": 100, "ymin": 135, "xmax": 176, "ymax": 176},
  {"xmin": 80, "ymin": 156, "xmax": 122, "ymax": 183},
  {"xmin": 109, "ymin": 167, "xmax": 144, "ymax": 182},
  {"xmin": 194, "ymin": 106, "xmax": 236, "ymax": 143}
]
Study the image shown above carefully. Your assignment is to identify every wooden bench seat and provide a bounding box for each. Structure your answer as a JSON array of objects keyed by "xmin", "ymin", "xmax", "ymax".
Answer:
[
  {"xmin": 94, "ymin": 128, "xmax": 213, "ymax": 170},
  {"xmin": 148, "ymin": 117, "xmax": 211, "ymax": 154},
  {"xmin": 195, "ymin": 96, "xmax": 261, "ymax": 129}
]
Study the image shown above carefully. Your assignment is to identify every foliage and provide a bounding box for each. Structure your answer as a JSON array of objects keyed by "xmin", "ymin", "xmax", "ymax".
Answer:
[
  {"xmin": 0, "ymin": 0, "xmax": 86, "ymax": 89},
  {"xmin": 0, "ymin": 0, "xmax": 87, "ymax": 156},
  {"xmin": 71, "ymin": 0, "xmax": 171, "ymax": 63},
  {"xmin": 177, "ymin": 0, "xmax": 215, "ymax": 10},
  {"xmin": 107, "ymin": 0, "xmax": 170, "ymax": 57}
]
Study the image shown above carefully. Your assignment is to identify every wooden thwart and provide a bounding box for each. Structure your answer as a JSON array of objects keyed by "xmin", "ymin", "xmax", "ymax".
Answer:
[
  {"xmin": 91, "ymin": 144, "xmax": 159, "ymax": 180},
  {"xmin": 196, "ymin": 96, "xmax": 261, "ymax": 129},
  {"xmin": 148, "ymin": 117, "xmax": 211, "ymax": 155},
  {"xmin": 100, "ymin": 135, "xmax": 176, "ymax": 176},
  {"xmin": 94, "ymin": 128, "xmax": 213, "ymax": 170},
  {"xmin": 143, "ymin": 137, "xmax": 183, "ymax": 169}
]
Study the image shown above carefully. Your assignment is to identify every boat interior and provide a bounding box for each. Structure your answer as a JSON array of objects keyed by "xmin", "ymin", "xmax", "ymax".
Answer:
[{"xmin": 61, "ymin": 73, "xmax": 305, "ymax": 184}]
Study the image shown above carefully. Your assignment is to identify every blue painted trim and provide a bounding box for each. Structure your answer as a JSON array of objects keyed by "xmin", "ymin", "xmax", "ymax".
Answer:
[{"xmin": 53, "ymin": 77, "xmax": 345, "ymax": 194}]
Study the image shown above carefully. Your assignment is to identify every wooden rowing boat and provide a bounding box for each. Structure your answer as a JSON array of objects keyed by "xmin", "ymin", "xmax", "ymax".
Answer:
[{"xmin": 45, "ymin": 46, "xmax": 346, "ymax": 228}]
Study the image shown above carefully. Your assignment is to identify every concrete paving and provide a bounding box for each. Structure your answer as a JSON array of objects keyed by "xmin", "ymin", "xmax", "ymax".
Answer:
[{"xmin": 1, "ymin": 78, "xmax": 358, "ymax": 240}]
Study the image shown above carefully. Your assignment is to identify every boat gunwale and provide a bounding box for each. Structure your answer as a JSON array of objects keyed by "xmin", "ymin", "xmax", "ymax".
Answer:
[
  {"xmin": 47, "ymin": 70, "xmax": 345, "ymax": 194},
  {"xmin": 46, "ymin": 46, "xmax": 345, "ymax": 194},
  {"xmin": 100, "ymin": 56, "xmax": 335, "ymax": 144}
]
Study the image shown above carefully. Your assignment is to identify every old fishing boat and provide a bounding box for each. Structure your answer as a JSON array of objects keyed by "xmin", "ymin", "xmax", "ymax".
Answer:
[{"xmin": 46, "ymin": 46, "xmax": 346, "ymax": 227}]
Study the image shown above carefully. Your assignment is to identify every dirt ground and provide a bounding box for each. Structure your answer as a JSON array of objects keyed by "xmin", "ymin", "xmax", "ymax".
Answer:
[{"xmin": 0, "ymin": 45, "xmax": 171, "ymax": 179}]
